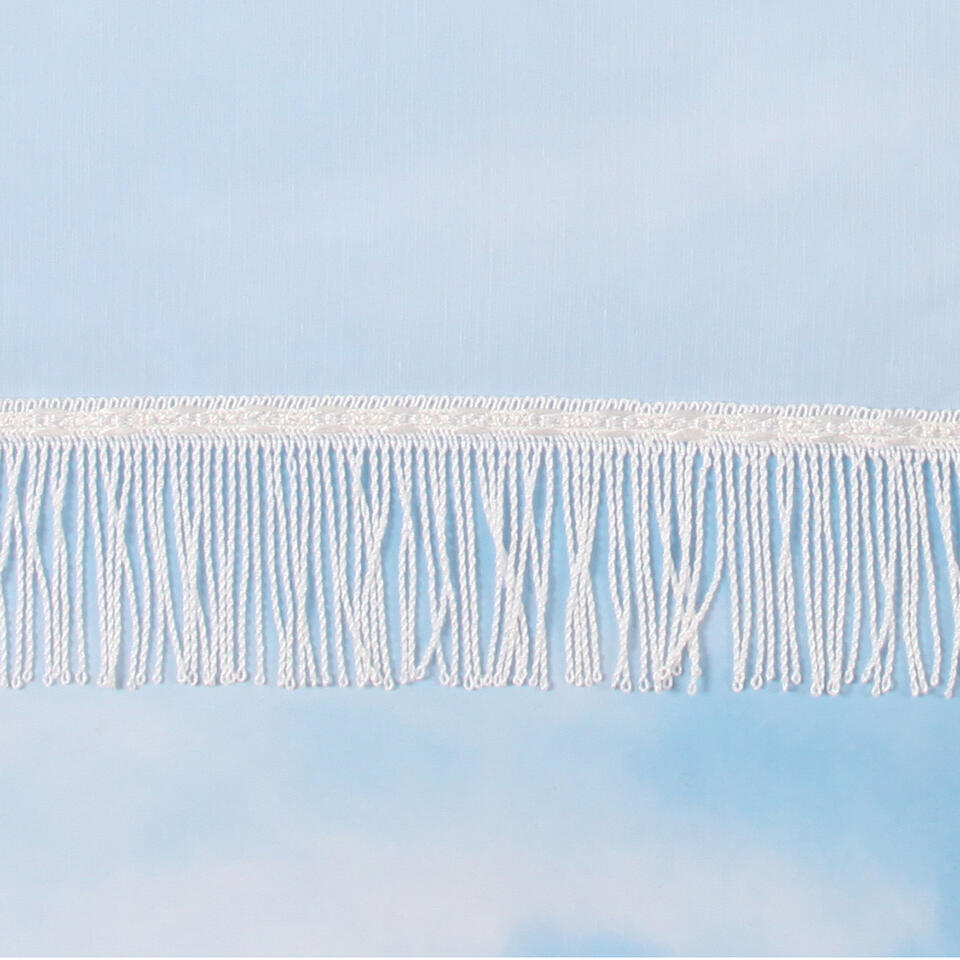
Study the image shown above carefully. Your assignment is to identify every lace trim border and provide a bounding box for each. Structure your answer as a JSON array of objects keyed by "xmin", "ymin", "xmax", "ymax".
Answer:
[{"xmin": 1, "ymin": 395, "xmax": 959, "ymax": 449}]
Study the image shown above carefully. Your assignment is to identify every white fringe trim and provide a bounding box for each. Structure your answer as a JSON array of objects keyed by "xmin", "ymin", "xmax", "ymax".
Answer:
[{"xmin": 0, "ymin": 394, "xmax": 959, "ymax": 695}]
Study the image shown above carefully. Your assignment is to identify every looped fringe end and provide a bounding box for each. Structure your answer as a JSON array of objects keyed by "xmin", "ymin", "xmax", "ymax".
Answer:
[{"xmin": 0, "ymin": 395, "xmax": 958, "ymax": 696}]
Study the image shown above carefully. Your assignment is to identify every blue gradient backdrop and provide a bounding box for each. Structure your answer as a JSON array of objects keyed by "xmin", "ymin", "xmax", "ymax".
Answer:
[{"xmin": 1, "ymin": 1, "xmax": 959, "ymax": 955}]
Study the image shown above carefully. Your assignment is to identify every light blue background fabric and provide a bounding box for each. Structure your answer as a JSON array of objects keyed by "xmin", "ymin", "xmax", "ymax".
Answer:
[{"xmin": 1, "ymin": 1, "xmax": 959, "ymax": 955}]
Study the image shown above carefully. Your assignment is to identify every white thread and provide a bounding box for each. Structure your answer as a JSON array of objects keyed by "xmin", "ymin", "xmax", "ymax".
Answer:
[
  {"xmin": 304, "ymin": 441, "xmax": 331, "ymax": 686},
  {"xmin": 730, "ymin": 451, "xmax": 754, "ymax": 692},
  {"xmin": 265, "ymin": 439, "xmax": 294, "ymax": 688},
  {"xmin": 845, "ymin": 452, "xmax": 865, "ymax": 686},
  {"xmin": 932, "ymin": 456, "xmax": 960, "ymax": 695},
  {"xmin": 168, "ymin": 441, "xmax": 198, "ymax": 684},
  {"xmin": 394, "ymin": 443, "xmax": 418, "ymax": 684},
  {"xmin": 527, "ymin": 444, "xmax": 554, "ymax": 690},
  {"xmin": 24, "ymin": 443, "xmax": 52, "ymax": 687},
  {"xmin": 835, "ymin": 451, "xmax": 854, "ymax": 688},
  {"xmin": 818, "ymin": 452, "xmax": 841, "ymax": 695},
  {"xmin": 319, "ymin": 441, "xmax": 349, "ymax": 686},
  {"xmin": 48, "ymin": 443, "xmax": 70, "ymax": 684},
  {"xmin": 901, "ymin": 456, "xmax": 923, "ymax": 694},
  {"xmin": 559, "ymin": 441, "xmax": 602, "ymax": 686},
  {"xmin": 774, "ymin": 448, "xmax": 801, "ymax": 689},
  {"xmin": 606, "ymin": 445, "xmax": 634, "ymax": 692},
  {"xmin": 452, "ymin": 444, "xmax": 483, "ymax": 688},
  {"xmin": 664, "ymin": 446, "xmax": 696, "ymax": 684},
  {"xmin": 222, "ymin": 440, "xmax": 243, "ymax": 682},
  {"xmin": 679, "ymin": 449, "xmax": 725, "ymax": 694},
  {"xmin": 145, "ymin": 440, "xmax": 182, "ymax": 684},
  {"xmin": 859, "ymin": 455, "xmax": 884, "ymax": 693},
  {"xmin": 0, "ymin": 444, "xmax": 25, "ymax": 687},
  {"xmin": 417, "ymin": 441, "xmax": 457, "ymax": 684},
  {"xmin": 129, "ymin": 443, "xmax": 153, "ymax": 687},
  {"xmin": 631, "ymin": 449, "xmax": 657, "ymax": 692},
  {"xmin": 210, "ymin": 441, "xmax": 230, "ymax": 684},
  {"xmin": 911, "ymin": 452, "xmax": 942, "ymax": 687},
  {"xmin": 871, "ymin": 457, "xmax": 898, "ymax": 694},
  {"xmin": 751, "ymin": 451, "xmax": 773, "ymax": 688},
  {"xmin": 284, "ymin": 442, "xmax": 312, "ymax": 686}
]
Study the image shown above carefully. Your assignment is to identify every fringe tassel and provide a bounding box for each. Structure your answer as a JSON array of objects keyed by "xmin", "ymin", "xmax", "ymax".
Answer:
[{"xmin": 2, "ymin": 410, "xmax": 960, "ymax": 694}]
